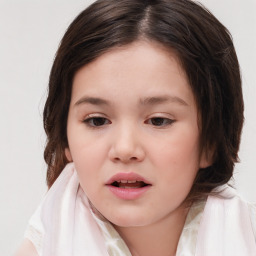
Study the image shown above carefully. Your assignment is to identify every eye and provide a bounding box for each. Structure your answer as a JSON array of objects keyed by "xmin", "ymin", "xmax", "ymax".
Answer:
[
  {"xmin": 83, "ymin": 117, "xmax": 111, "ymax": 127},
  {"xmin": 146, "ymin": 117, "xmax": 174, "ymax": 127}
]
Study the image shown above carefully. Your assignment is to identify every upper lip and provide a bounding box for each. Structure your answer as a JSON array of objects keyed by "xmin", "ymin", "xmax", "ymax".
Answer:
[{"xmin": 106, "ymin": 172, "xmax": 151, "ymax": 185}]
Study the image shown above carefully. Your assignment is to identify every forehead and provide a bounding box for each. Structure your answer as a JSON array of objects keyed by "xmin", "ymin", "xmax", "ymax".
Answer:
[
  {"xmin": 76, "ymin": 40, "xmax": 186, "ymax": 79},
  {"xmin": 71, "ymin": 40, "xmax": 195, "ymax": 108}
]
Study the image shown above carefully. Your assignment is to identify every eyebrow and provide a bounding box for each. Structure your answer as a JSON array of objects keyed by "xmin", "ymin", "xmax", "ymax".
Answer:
[
  {"xmin": 74, "ymin": 96, "xmax": 110, "ymax": 106},
  {"xmin": 139, "ymin": 95, "xmax": 188, "ymax": 106},
  {"xmin": 74, "ymin": 95, "xmax": 188, "ymax": 107}
]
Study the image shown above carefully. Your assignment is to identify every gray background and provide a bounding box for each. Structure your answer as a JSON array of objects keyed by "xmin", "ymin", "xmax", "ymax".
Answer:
[{"xmin": 0, "ymin": 0, "xmax": 255, "ymax": 255}]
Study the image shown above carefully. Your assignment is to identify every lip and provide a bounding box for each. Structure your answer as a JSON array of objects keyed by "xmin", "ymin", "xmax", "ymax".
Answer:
[
  {"xmin": 106, "ymin": 172, "xmax": 152, "ymax": 200},
  {"xmin": 106, "ymin": 172, "xmax": 151, "ymax": 185}
]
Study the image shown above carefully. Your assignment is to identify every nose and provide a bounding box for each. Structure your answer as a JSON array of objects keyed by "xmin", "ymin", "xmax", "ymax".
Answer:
[{"xmin": 108, "ymin": 124, "xmax": 145, "ymax": 163}]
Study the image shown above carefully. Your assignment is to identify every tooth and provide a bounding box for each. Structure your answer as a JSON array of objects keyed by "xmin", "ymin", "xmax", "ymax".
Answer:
[
  {"xmin": 119, "ymin": 185, "xmax": 141, "ymax": 189},
  {"xmin": 120, "ymin": 180, "xmax": 127, "ymax": 183},
  {"xmin": 128, "ymin": 180, "xmax": 136, "ymax": 183}
]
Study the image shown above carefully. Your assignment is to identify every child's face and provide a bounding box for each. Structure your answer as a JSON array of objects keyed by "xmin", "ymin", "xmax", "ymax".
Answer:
[{"xmin": 66, "ymin": 41, "xmax": 209, "ymax": 227}]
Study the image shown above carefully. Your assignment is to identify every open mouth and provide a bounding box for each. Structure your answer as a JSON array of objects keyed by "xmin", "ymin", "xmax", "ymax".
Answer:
[
  {"xmin": 111, "ymin": 180, "xmax": 149, "ymax": 189},
  {"xmin": 107, "ymin": 174, "xmax": 151, "ymax": 199}
]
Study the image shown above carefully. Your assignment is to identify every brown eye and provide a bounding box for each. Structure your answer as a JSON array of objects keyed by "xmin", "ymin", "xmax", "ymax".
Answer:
[
  {"xmin": 84, "ymin": 117, "xmax": 110, "ymax": 127},
  {"xmin": 147, "ymin": 117, "xmax": 174, "ymax": 127}
]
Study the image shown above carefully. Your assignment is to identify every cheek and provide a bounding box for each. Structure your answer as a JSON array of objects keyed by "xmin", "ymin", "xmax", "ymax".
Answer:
[
  {"xmin": 151, "ymin": 128, "xmax": 201, "ymax": 197},
  {"xmin": 72, "ymin": 154, "xmax": 100, "ymax": 199},
  {"xmin": 152, "ymin": 130, "xmax": 200, "ymax": 168},
  {"xmin": 68, "ymin": 139, "xmax": 94, "ymax": 171},
  {"xmin": 71, "ymin": 143, "xmax": 104, "ymax": 177},
  {"xmin": 68, "ymin": 126, "xmax": 107, "ymax": 165}
]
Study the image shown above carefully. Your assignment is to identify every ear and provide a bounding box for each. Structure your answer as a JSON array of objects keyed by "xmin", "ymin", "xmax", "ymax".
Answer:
[
  {"xmin": 199, "ymin": 149, "xmax": 214, "ymax": 169},
  {"xmin": 65, "ymin": 148, "xmax": 73, "ymax": 162}
]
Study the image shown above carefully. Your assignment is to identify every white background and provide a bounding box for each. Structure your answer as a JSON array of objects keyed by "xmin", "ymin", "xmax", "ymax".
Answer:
[{"xmin": 0, "ymin": 0, "xmax": 255, "ymax": 255}]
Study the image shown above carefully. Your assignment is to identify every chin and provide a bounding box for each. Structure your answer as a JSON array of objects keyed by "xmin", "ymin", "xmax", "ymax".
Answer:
[{"xmin": 106, "ymin": 210, "xmax": 152, "ymax": 228}]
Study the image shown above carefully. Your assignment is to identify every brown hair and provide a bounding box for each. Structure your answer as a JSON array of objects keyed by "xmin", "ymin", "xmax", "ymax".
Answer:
[{"xmin": 43, "ymin": 0, "xmax": 244, "ymax": 202}]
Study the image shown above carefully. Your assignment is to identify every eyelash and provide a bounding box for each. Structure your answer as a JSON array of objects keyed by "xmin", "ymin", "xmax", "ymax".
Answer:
[
  {"xmin": 83, "ymin": 117, "xmax": 111, "ymax": 128},
  {"xmin": 145, "ymin": 117, "xmax": 175, "ymax": 127},
  {"xmin": 83, "ymin": 116, "xmax": 175, "ymax": 129}
]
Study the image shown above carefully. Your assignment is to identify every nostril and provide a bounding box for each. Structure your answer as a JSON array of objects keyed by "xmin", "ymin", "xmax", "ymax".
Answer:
[
  {"xmin": 108, "ymin": 143, "xmax": 145, "ymax": 163},
  {"xmin": 113, "ymin": 156, "xmax": 137, "ymax": 163}
]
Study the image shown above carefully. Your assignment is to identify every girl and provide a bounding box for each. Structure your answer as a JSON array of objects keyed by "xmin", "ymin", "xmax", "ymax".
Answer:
[{"xmin": 16, "ymin": 0, "xmax": 256, "ymax": 255}]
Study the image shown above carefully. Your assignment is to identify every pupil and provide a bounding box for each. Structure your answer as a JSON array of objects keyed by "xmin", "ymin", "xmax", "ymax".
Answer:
[
  {"xmin": 93, "ymin": 118, "xmax": 106, "ymax": 126},
  {"xmin": 152, "ymin": 118, "xmax": 164, "ymax": 126}
]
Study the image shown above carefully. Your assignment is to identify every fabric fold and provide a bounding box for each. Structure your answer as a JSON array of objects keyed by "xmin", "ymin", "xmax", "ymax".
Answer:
[
  {"xmin": 38, "ymin": 163, "xmax": 108, "ymax": 256},
  {"xmin": 195, "ymin": 187, "xmax": 256, "ymax": 256}
]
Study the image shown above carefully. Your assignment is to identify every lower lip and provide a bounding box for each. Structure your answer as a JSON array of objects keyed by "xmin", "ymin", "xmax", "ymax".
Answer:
[{"xmin": 107, "ymin": 185, "xmax": 151, "ymax": 200}]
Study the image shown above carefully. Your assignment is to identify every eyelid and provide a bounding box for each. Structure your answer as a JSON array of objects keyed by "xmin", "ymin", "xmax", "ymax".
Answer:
[
  {"xmin": 82, "ymin": 113, "xmax": 111, "ymax": 128},
  {"xmin": 146, "ymin": 117, "xmax": 175, "ymax": 124},
  {"xmin": 82, "ymin": 112, "xmax": 108, "ymax": 120},
  {"xmin": 145, "ymin": 113, "xmax": 176, "ymax": 127},
  {"xmin": 146, "ymin": 112, "xmax": 175, "ymax": 119}
]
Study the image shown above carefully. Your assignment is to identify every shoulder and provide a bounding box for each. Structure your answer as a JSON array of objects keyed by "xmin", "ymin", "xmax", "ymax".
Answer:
[{"xmin": 14, "ymin": 239, "xmax": 39, "ymax": 256}]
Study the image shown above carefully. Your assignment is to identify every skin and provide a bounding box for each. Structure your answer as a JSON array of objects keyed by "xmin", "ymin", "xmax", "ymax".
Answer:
[
  {"xmin": 65, "ymin": 40, "xmax": 210, "ymax": 256},
  {"xmin": 14, "ymin": 239, "xmax": 38, "ymax": 256}
]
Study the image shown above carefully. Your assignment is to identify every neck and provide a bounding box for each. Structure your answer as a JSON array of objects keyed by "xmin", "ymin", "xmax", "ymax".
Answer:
[{"xmin": 114, "ymin": 205, "xmax": 189, "ymax": 256}]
